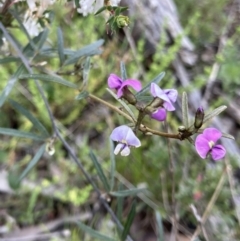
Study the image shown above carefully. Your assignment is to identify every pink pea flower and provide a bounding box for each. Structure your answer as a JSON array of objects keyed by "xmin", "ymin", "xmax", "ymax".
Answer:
[
  {"xmin": 110, "ymin": 125, "xmax": 141, "ymax": 156},
  {"xmin": 195, "ymin": 128, "xmax": 226, "ymax": 161},
  {"xmin": 108, "ymin": 74, "xmax": 142, "ymax": 98},
  {"xmin": 150, "ymin": 83, "xmax": 178, "ymax": 121}
]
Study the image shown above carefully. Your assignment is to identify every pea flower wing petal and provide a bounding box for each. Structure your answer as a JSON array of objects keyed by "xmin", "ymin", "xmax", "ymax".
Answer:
[
  {"xmin": 151, "ymin": 108, "xmax": 166, "ymax": 121},
  {"xmin": 195, "ymin": 135, "xmax": 210, "ymax": 159},
  {"xmin": 108, "ymin": 74, "xmax": 123, "ymax": 89}
]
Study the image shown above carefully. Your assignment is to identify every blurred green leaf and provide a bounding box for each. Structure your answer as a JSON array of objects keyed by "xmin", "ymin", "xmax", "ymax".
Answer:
[
  {"xmin": 8, "ymin": 167, "xmax": 21, "ymax": 190},
  {"xmin": 74, "ymin": 0, "xmax": 80, "ymax": 8},
  {"xmin": 18, "ymin": 144, "xmax": 46, "ymax": 182},
  {"xmin": 75, "ymin": 91, "xmax": 89, "ymax": 100},
  {"xmin": 120, "ymin": 61, "xmax": 128, "ymax": 80},
  {"xmin": 155, "ymin": 211, "xmax": 164, "ymax": 241},
  {"xmin": 121, "ymin": 200, "xmax": 136, "ymax": 241},
  {"xmin": 89, "ymin": 151, "xmax": 110, "ymax": 192},
  {"xmin": 63, "ymin": 39, "xmax": 104, "ymax": 66},
  {"xmin": 110, "ymin": 188, "xmax": 145, "ymax": 197},
  {"xmin": 182, "ymin": 92, "xmax": 189, "ymax": 128},
  {"xmin": 106, "ymin": 88, "xmax": 136, "ymax": 122},
  {"xmin": 0, "ymin": 56, "xmax": 20, "ymax": 64},
  {"xmin": 9, "ymin": 99, "xmax": 49, "ymax": 138},
  {"xmin": 0, "ymin": 128, "xmax": 46, "ymax": 141},
  {"xmin": 135, "ymin": 72, "xmax": 165, "ymax": 97},
  {"xmin": 117, "ymin": 183, "xmax": 124, "ymax": 221},
  {"xmin": 109, "ymin": 139, "xmax": 116, "ymax": 191},
  {"xmin": 77, "ymin": 222, "xmax": 116, "ymax": 241},
  {"xmin": 0, "ymin": 64, "xmax": 26, "ymax": 108},
  {"xmin": 19, "ymin": 74, "xmax": 78, "ymax": 88},
  {"xmin": 57, "ymin": 27, "xmax": 65, "ymax": 66}
]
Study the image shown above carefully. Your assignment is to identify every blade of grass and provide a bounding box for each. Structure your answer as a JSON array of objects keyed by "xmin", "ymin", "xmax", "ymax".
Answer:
[
  {"xmin": 121, "ymin": 200, "xmax": 136, "ymax": 241},
  {"xmin": 0, "ymin": 128, "xmax": 46, "ymax": 141},
  {"xmin": 9, "ymin": 99, "xmax": 49, "ymax": 138},
  {"xmin": 90, "ymin": 151, "xmax": 110, "ymax": 192},
  {"xmin": 110, "ymin": 188, "xmax": 146, "ymax": 197},
  {"xmin": 109, "ymin": 139, "xmax": 116, "ymax": 191}
]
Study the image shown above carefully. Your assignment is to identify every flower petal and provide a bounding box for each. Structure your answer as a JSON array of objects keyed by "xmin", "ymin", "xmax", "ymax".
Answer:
[
  {"xmin": 117, "ymin": 79, "xmax": 142, "ymax": 98},
  {"xmin": 195, "ymin": 135, "xmax": 210, "ymax": 159},
  {"xmin": 125, "ymin": 127, "xmax": 141, "ymax": 147},
  {"xmin": 120, "ymin": 146, "xmax": 131, "ymax": 156},
  {"xmin": 110, "ymin": 125, "xmax": 129, "ymax": 142},
  {"xmin": 151, "ymin": 108, "xmax": 166, "ymax": 121},
  {"xmin": 211, "ymin": 145, "xmax": 226, "ymax": 161},
  {"xmin": 150, "ymin": 83, "xmax": 174, "ymax": 110},
  {"xmin": 108, "ymin": 74, "xmax": 123, "ymax": 89},
  {"xmin": 164, "ymin": 89, "xmax": 178, "ymax": 103},
  {"xmin": 202, "ymin": 128, "xmax": 222, "ymax": 142},
  {"xmin": 114, "ymin": 143, "xmax": 125, "ymax": 155}
]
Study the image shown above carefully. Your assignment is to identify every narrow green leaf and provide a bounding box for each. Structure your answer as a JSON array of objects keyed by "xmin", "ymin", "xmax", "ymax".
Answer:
[
  {"xmin": 75, "ymin": 91, "xmax": 89, "ymax": 100},
  {"xmin": 94, "ymin": 6, "xmax": 107, "ymax": 15},
  {"xmin": 77, "ymin": 222, "xmax": 116, "ymax": 241},
  {"xmin": 0, "ymin": 128, "xmax": 46, "ymax": 141},
  {"xmin": 110, "ymin": 188, "xmax": 146, "ymax": 197},
  {"xmin": 135, "ymin": 72, "xmax": 165, "ymax": 97},
  {"xmin": 121, "ymin": 200, "xmax": 136, "ymax": 241},
  {"xmin": 63, "ymin": 39, "xmax": 104, "ymax": 66},
  {"xmin": 203, "ymin": 105, "xmax": 227, "ymax": 124},
  {"xmin": 109, "ymin": 139, "xmax": 116, "ymax": 191},
  {"xmin": 89, "ymin": 151, "xmax": 110, "ymax": 192},
  {"xmin": 106, "ymin": 88, "xmax": 136, "ymax": 122},
  {"xmin": 120, "ymin": 61, "xmax": 128, "ymax": 80},
  {"xmin": 18, "ymin": 144, "xmax": 46, "ymax": 181},
  {"xmin": 19, "ymin": 74, "xmax": 78, "ymax": 88},
  {"xmin": 9, "ymin": 99, "xmax": 49, "ymax": 138},
  {"xmin": 0, "ymin": 56, "xmax": 20, "ymax": 64},
  {"xmin": 182, "ymin": 92, "xmax": 189, "ymax": 128},
  {"xmin": 0, "ymin": 65, "xmax": 26, "ymax": 108},
  {"xmin": 155, "ymin": 211, "xmax": 164, "ymax": 241},
  {"xmin": 57, "ymin": 27, "xmax": 65, "ymax": 66}
]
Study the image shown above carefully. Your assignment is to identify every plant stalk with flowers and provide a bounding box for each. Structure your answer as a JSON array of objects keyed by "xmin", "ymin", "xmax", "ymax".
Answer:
[{"xmin": 87, "ymin": 64, "xmax": 234, "ymax": 159}]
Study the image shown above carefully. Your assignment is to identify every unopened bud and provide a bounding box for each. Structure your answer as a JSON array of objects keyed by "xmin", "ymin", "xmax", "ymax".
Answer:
[
  {"xmin": 194, "ymin": 107, "xmax": 204, "ymax": 129},
  {"xmin": 116, "ymin": 15, "xmax": 130, "ymax": 28},
  {"xmin": 122, "ymin": 88, "xmax": 137, "ymax": 105}
]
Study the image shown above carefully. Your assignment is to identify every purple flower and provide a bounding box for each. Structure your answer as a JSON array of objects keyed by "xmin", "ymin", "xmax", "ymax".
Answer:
[
  {"xmin": 151, "ymin": 108, "xmax": 167, "ymax": 121},
  {"xmin": 110, "ymin": 125, "xmax": 141, "ymax": 156},
  {"xmin": 108, "ymin": 74, "xmax": 142, "ymax": 98},
  {"xmin": 195, "ymin": 128, "xmax": 226, "ymax": 161},
  {"xmin": 150, "ymin": 83, "xmax": 178, "ymax": 111}
]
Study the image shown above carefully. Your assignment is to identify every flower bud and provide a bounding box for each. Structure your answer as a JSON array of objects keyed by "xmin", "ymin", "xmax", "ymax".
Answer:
[
  {"xmin": 194, "ymin": 107, "xmax": 204, "ymax": 129},
  {"xmin": 116, "ymin": 15, "xmax": 130, "ymax": 28}
]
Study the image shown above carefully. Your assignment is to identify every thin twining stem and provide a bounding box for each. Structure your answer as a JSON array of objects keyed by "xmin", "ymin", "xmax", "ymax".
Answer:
[{"xmin": 89, "ymin": 93, "xmax": 180, "ymax": 139}]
